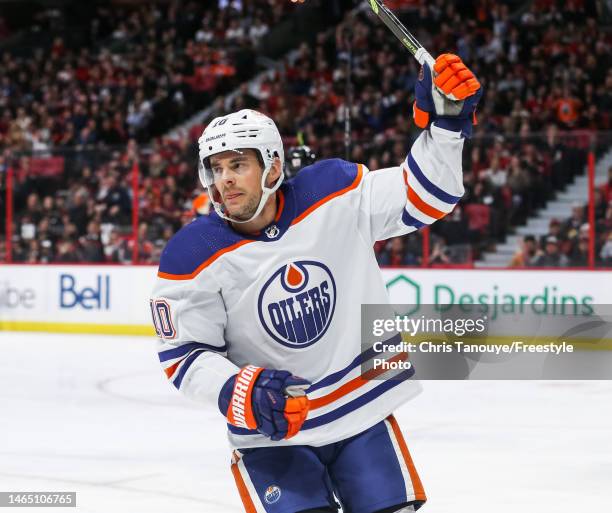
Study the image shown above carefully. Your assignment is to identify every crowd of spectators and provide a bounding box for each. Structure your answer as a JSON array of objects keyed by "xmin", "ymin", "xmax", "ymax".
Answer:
[
  {"xmin": 510, "ymin": 167, "xmax": 612, "ymax": 267},
  {"xmin": 0, "ymin": 0, "xmax": 311, "ymax": 153},
  {"xmin": 3, "ymin": 136, "xmax": 199, "ymax": 264},
  {"xmin": 2, "ymin": 0, "xmax": 611, "ymax": 267},
  {"xmin": 228, "ymin": 0, "xmax": 609, "ymax": 266}
]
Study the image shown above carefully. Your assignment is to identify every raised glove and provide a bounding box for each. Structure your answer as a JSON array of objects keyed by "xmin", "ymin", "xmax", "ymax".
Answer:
[
  {"xmin": 219, "ymin": 365, "xmax": 310, "ymax": 441},
  {"xmin": 413, "ymin": 53, "xmax": 482, "ymax": 138}
]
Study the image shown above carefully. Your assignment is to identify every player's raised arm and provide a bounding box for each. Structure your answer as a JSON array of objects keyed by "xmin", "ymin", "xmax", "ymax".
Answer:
[{"xmin": 357, "ymin": 53, "xmax": 482, "ymax": 243}]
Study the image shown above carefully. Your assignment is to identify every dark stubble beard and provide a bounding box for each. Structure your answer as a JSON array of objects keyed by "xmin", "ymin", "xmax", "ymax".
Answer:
[{"xmin": 231, "ymin": 190, "xmax": 262, "ymax": 221}]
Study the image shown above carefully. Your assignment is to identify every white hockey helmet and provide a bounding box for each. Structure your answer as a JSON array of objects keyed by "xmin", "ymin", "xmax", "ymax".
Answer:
[{"xmin": 198, "ymin": 109, "xmax": 285, "ymax": 223}]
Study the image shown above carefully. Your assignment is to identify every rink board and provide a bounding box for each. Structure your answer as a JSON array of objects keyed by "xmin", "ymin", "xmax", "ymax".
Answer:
[{"xmin": 1, "ymin": 265, "xmax": 610, "ymax": 335}]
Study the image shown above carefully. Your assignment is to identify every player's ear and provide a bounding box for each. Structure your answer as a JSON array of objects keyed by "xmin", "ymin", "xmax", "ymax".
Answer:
[{"xmin": 266, "ymin": 155, "xmax": 282, "ymax": 185}]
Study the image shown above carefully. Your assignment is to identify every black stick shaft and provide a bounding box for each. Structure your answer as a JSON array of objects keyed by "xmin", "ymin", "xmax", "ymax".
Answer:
[{"xmin": 368, "ymin": 0, "xmax": 435, "ymax": 66}]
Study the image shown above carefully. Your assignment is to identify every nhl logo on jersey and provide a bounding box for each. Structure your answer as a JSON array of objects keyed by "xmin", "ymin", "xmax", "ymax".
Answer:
[
  {"xmin": 257, "ymin": 260, "xmax": 337, "ymax": 348},
  {"xmin": 264, "ymin": 485, "xmax": 281, "ymax": 504},
  {"xmin": 264, "ymin": 224, "xmax": 280, "ymax": 239}
]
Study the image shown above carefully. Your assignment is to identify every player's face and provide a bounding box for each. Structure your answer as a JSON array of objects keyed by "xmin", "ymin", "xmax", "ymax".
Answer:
[{"xmin": 209, "ymin": 149, "xmax": 263, "ymax": 220}]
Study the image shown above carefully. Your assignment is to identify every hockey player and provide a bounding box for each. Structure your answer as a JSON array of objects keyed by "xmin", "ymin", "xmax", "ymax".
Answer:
[
  {"xmin": 285, "ymin": 145, "xmax": 316, "ymax": 178},
  {"xmin": 151, "ymin": 54, "xmax": 481, "ymax": 513}
]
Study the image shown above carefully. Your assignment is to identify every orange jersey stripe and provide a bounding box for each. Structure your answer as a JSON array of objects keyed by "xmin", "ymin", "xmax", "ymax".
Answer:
[
  {"xmin": 164, "ymin": 359, "xmax": 182, "ymax": 378},
  {"xmin": 291, "ymin": 163, "xmax": 364, "ymax": 226},
  {"xmin": 403, "ymin": 168, "xmax": 446, "ymax": 220},
  {"xmin": 309, "ymin": 352, "xmax": 408, "ymax": 410},
  {"xmin": 231, "ymin": 459, "xmax": 258, "ymax": 513},
  {"xmin": 387, "ymin": 415, "xmax": 427, "ymax": 502},
  {"xmin": 157, "ymin": 239, "xmax": 254, "ymax": 280},
  {"xmin": 274, "ymin": 190, "xmax": 285, "ymax": 222}
]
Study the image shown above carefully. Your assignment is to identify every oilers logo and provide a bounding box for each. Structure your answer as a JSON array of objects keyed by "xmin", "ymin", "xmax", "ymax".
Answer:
[
  {"xmin": 258, "ymin": 260, "xmax": 336, "ymax": 348},
  {"xmin": 264, "ymin": 485, "xmax": 281, "ymax": 504}
]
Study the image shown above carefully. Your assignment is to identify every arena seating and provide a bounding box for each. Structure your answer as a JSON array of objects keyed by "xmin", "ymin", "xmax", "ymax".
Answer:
[{"xmin": 2, "ymin": 0, "xmax": 610, "ymax": 267}]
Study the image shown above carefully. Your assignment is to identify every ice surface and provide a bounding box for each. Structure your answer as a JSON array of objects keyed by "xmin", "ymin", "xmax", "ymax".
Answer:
[{"xmin": 0, "ymin": 332, "xmax": 610, "ymax": 513}]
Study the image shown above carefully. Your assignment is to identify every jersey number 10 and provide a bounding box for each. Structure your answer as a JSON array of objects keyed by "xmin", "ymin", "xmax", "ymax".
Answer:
[{"xmin": 150, "ymin": 299, "xmax": 176, "ymax": 339}]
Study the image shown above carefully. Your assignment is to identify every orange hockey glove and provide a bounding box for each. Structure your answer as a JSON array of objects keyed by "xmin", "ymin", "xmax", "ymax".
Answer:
[
  {"xmin": 433, "ymin": 53, "xmax": 481, "ymax": 101},
  {"xmin": 413, "ymin": 53, "xmax": 482, "ymax": 138}
]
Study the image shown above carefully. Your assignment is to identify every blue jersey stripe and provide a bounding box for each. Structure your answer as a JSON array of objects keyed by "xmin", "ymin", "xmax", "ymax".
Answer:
[
  {"xmin": 227, "ymin": 367, "xmax": 414, "ymax": 436},
  {"xmin": 159, "ymin": 341, "xmax": 226, "ymax": 363},
  {"xmin": 401, "ymin": 210, "xmax": 426, "ymax": 229},
  {"xmin": 406, "ymin": 153, "xmax": 461, "ymax": 205},
  {"xmin": 172, "ymin": 349, "xmax": 207, "ymax": 389},
  {"xmin": 301, "ymin": 369, "xmax": 413, "ymax": 430},
  {"xmin": 307, "ymin": 333, "xmax": 402, "ymax": 393}
]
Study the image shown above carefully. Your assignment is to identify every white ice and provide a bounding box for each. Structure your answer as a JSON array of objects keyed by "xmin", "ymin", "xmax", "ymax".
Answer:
[{"xmin": 0, "ymin": 332, "xmax": 610, "ymax": 513}]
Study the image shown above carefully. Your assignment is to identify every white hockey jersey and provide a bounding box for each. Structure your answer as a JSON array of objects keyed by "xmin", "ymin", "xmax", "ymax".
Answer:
[{"xmin": 150, "ymin": 124, "xmax": 465, "ymax": 449}]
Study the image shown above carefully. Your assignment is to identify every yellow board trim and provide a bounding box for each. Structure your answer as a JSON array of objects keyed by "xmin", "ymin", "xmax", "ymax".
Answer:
[{"xmin": 0, "ymin": 321, "xmax": 155, "ymax": 336}]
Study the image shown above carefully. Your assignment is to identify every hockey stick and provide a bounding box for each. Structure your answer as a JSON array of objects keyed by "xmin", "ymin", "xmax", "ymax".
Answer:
[{"xmin": 367, "ymin": 0, "xmax": 435, "ymax": 67}]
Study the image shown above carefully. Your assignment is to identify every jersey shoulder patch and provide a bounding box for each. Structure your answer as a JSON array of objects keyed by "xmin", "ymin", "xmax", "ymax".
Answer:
[
  {"xmin": 158, "ymin": 215, "xmax": 247, "ymax": 279},
  {"xmin": 290, "ymin": 159, "xmax": 364, "ymax": 219}
]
